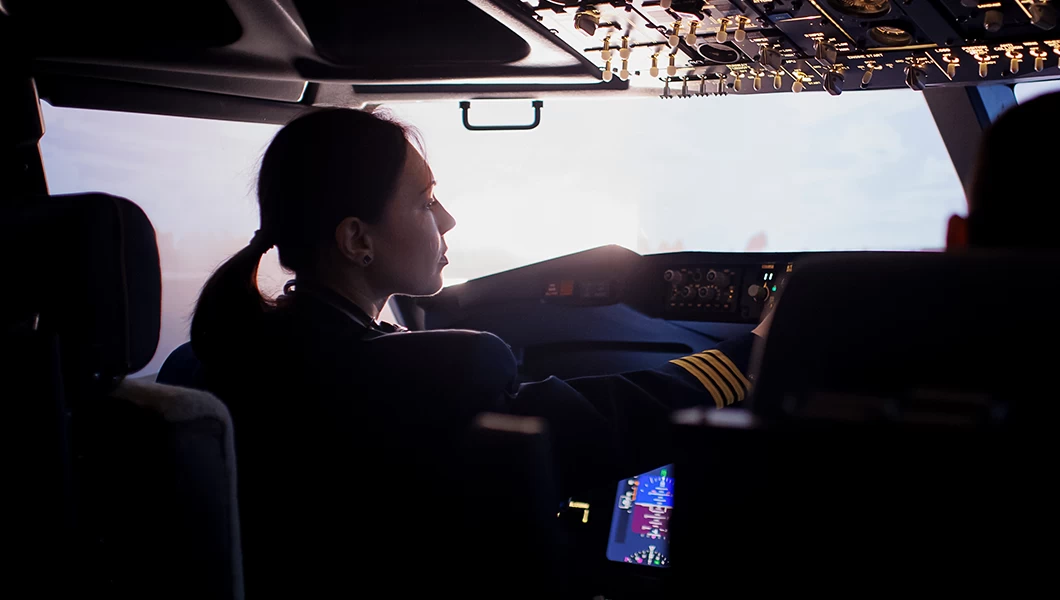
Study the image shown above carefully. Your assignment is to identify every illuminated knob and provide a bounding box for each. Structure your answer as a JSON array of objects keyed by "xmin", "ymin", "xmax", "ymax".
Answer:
[
  {"xmin": 698, "ymin": 286, "xmax": 716, "ymax": 301},
  {"xmin": 946, "ymin": 61, "xmax": 958, "ymax": 79},
  {"xmin": 753, "ymin": 73, "xmax": 762, "ymax": 91},
  {"xmin": 984, "ymin": 10, "xmax": 1004, "ymax": 33},
  {"xmin": 685, "ymin": 21, "xmax": 699, "ymax": 45},
  {"xmin": 792, "ymin": 77, "xmax": 804, "ymax": 93},
  {"xmin": 682, "ymin": 286, "xmax": 694, "ymax": 299},
  {"xmin": 734, "ymin": 17, "xmax": 748, "ymax": 43},
  {"xmin": 663, "ymin": 269, "xmax": 684, "ymax": 285},
  {"xmin": 774, "ymin": 72, "xmax": 783, "ymax": 89},
  {"xmin": 619, "ymin": 59, "xmax": 630, "ymax": 81},
  {"xmin": 979, "ymin": 61, "xmax": 989, "ymax": 78},
  {"xmin": 747, "ymin": 284, "xmax": 768, "ymax": 301},
  {"xmin": 661, "ymin": 0, "xmax": 673, "ymax": 8},
  {"xmin": 716, "ymin": 18, "xmax": 730, "ymax": 43},
  {"xmin": 862, "ymin": 68, "xmax": 874, "ymax": 87},
  {"xmin": 619, "ymin": 36, "xmax": 632, "ymax": 60},
  {"xmin": 602, "ymin": 59, "xmax": 613, "ymax": 82},
  {"xmin": 733, "ymin": 76, "xmax": 742, "ymax": 92},
  {"xmin": 602, "ymin": 37, "xmax": 612, "ymax": 61},
  {"xmin": 669, "ymin": 21, "xmax": 682, "ymax": 48},
  {"xmin": 650, "ymin": 53, "xmax": 660, "ymax": 78},
  {"xmin": 667, "ymin": 53, "xmax": 677, "ymax": 77}
]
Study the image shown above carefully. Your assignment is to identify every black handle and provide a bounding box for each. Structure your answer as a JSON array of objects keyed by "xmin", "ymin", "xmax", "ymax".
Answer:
[{"xmin": 460, "ymin": 100, "xmax": 544, "ymax": 132}]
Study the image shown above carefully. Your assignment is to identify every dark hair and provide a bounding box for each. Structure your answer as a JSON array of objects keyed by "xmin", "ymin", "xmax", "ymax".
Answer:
[
  {"xmin": 966, "ymin": 91, "xmax": 1060, "ymax": 249},
  {"xmin": 191, "ymin": 108, "xmax": 413, "ymax": 364}
]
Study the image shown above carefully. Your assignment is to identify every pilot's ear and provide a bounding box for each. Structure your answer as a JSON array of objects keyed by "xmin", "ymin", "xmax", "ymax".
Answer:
[
  {"xmin": 946, "ymin": 214, "xmax": 968, "ymax": 250},
  {"xmin": 335, "ymin": 216, "xmax": 372, "ymax": 265}
]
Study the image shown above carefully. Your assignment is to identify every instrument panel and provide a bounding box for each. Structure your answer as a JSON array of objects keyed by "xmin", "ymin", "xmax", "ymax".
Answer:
[{"xmin": 525, "ymin": 0, "xmax": 1060, "ymax": 96}]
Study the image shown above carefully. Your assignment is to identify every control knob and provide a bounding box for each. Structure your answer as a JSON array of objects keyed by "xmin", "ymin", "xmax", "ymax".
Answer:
[
  {"xmin": 681, "ymin": 286, "xmax": 694, "ymax": 299},
  {"xmin": 747, "ymin": 284, "xmax": 768, "ymax": 301},
  {"xmin": 663, "ymin": 269, "xmax": 684, "ymax": 285},
  {"xmin": 698, "ymin": 286, "xmax": 716, "ymax": 301},
  {"xmin": 984, "ymin": 10, "xmax": 1004, "ymax": 33},
  {"xmin": 705, "ymin": 269, "xmax": 730, "ymax": 288},
  {"xmin": 1031, "ymin": 2, "xmax": 1057, "ymax": 31}
]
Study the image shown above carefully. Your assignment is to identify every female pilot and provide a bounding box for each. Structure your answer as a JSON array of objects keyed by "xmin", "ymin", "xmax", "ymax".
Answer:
[{"xmin": 191, "ymin": 108, "xmax": 760, "ymax": 595}]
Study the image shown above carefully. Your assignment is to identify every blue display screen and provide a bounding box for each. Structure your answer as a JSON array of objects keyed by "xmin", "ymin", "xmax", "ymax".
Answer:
[{"xmin": 605, "ymin": 464, "xmax": 673, "ymax": 567}]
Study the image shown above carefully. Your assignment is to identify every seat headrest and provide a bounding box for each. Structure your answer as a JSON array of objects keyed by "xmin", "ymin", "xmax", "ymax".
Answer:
[
  {"xmin": 3, "ymin": 193, "xmax": 161, "ymax": 379},
  {"xmin": 752, "ymin": 251, "xmax": 1060, "ymax": 423}
]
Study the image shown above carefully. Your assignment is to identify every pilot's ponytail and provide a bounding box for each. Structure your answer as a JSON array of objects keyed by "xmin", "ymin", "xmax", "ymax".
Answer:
[{"xmin": 191, "ymin": 108, "xmax": 413, "ymax": 367}]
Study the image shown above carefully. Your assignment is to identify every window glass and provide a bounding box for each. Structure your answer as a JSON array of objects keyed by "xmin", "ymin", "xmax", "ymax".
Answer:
[
  {"xmin": 1014, "ymin": 79, "xmax": 1060, "ymax": 104},
  {"xmin": 383, "ymin": 91, "xmax": 965, "ymax": 286},
  {"xmin": 40, "ymin": 102, "xmax": 284, "ymax": 376}
]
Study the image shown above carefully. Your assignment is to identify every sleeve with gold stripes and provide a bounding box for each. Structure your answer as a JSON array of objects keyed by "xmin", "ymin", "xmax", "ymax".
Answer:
[{"xmin": 668, "ymin": 332, "xmax": 755, "ymax": 408}]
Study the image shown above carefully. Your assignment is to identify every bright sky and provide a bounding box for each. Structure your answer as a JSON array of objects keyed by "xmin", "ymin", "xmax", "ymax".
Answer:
[{"xmin": 39, "ymin": 88, "xmax": 973, "ymax": 373}]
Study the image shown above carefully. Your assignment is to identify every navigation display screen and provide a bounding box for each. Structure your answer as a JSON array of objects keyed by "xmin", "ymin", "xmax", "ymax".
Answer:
[{"xmin": 605, "ymin": 464, "xmax": 673, "ymax": 568}]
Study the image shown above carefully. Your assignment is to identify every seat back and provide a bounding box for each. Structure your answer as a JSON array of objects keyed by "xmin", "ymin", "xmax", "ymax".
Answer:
[
  {"xmin": 752, "ymin": 250, "xmax": 1060, "ymax": 424},
  {"xmin": 2, "ymin": 193, "xmax": 242, "ymax": 599},
  {"xmin": 669, "ymin": 252, "xmax": 1058, "ymax": 587}
]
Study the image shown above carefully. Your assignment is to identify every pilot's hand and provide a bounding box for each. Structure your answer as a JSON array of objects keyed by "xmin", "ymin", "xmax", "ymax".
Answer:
[{"xmin": 752, "ymin": 309, "xmax": 773, "ymax": 339}]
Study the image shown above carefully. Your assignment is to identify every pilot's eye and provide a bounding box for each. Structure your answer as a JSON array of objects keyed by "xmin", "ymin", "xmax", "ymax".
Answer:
[{"xmin": 426, "ymin": 198, "xmax": 438, "ymax": 210}]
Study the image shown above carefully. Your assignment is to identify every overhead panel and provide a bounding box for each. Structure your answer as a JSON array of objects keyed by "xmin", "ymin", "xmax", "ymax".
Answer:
[{"xmin": 529, "ymin": 0, "xmax": 1060, "ymax": 96}]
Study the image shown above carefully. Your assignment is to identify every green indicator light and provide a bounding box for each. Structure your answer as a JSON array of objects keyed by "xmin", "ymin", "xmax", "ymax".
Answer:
[
  {"xmin": 660, "ymin": 469, "xmax": 668, "ymax": 477},
  {"xmin": 772, "ymin": 286, "xmax": 777, "ymax": 292}
]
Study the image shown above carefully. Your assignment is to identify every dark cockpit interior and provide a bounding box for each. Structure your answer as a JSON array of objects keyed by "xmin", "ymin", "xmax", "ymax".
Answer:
[{"xmin": 3, "ymin": 1, "xmax": 1058, "ymax": 598}]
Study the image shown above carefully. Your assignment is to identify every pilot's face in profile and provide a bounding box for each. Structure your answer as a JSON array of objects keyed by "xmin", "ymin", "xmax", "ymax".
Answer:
[{"xmin": 368, "ymin": 142, "xmax": 457, "ymax": 296}]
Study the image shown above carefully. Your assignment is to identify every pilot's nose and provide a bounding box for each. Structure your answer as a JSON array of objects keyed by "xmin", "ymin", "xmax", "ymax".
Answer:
[{"xmin": 436, "ymin": 201, "xmax": 456, "ymax": 234}]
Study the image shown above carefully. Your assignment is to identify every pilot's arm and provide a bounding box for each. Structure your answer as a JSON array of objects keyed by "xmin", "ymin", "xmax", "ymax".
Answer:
[{"xmin": 361, "ymin": 328, "xmax": 760, "ymax": 494}]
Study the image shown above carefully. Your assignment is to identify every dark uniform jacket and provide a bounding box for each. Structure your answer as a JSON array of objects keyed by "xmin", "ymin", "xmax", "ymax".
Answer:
[{"xmin": 189, "ymin": 282, "xmax": 755, "ymax": 596}]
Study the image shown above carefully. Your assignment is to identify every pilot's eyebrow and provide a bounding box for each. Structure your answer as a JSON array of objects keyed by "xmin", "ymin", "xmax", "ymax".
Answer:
[{"xmin": 422, "ymin": 179, "xmax": 437, "ymax": 194}]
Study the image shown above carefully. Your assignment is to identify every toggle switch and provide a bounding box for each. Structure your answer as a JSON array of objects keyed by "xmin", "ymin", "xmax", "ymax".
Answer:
[
  {"xmin": 716, "ymin": 18, "xmax": 730, "ymax": 43},
  {"xmin": 685, "ymin": 21, "xmax": 699, "ymax": 45},
  {"xmin": 699, "ymin": 76, "xmax": 708, "ymax": 96},
  {"xmin": 667, "ymin": 52, "xmax": 678, "ymax": 77},
  {"xmin": 734, "ymin": 75, "xmax": 742, "ymax": 92},
  {"xmin": 1031, "ymin": 48, "xmax": 1048, "ymax": 72},
  {"xmin": 619, "ymin": 58, "xmax": 630, "ymax": 81},
  {"xmin": 650, "ymin": 53, "xmax": 660, "ymax": 78},
  {"xmin": 792, "ymin": 78, "xmax": 804, "ymax": 93},
  {"xmin": 979, "ymin": 60, "xmax": 989, "ymax": 78},
  {"xmin": 681, "ymin": 77, "xmax": 690, "ymax": 97},
  {"xmin": 861, "ymin": 61, "xmax": 882, "ymax": 88},
  {"xmin": 661, "ymin": 0, "xmax": 673, "ymax": 8},
  {"xmin": 1007, "ymin": 50, "xmax": 1022, "ymax": 74},
  {"xmin": 753, "ymin": 72, "xmax": 762, "ymax": 91},
  {"xmin": 662, "ymin": 79, "xmax": 672, "ymax": 99},
  {"xmin": 619, "ymin": 36, "xmax": 631, "ymax": 60},
  {"xmin": 734, "ymin": 17, "xmax": 749, "ymax": 43},
  {"xmin": 601, "ymin": 37, "xmax": 612, "ymax": 61},
  {"xmin": 774, "ymin": 71, "xmax": 783, "ymax": 89},
  {"xmin": 669, "ymin": 20, "xmax": 682, "ymax": 48},
  {"xmin": 602, "ymin": 58, "xmax": 613, "ymax": 82},
  {"xmin": 947, "ymin": 61, "xmax": 958, "ymax": 79}
]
